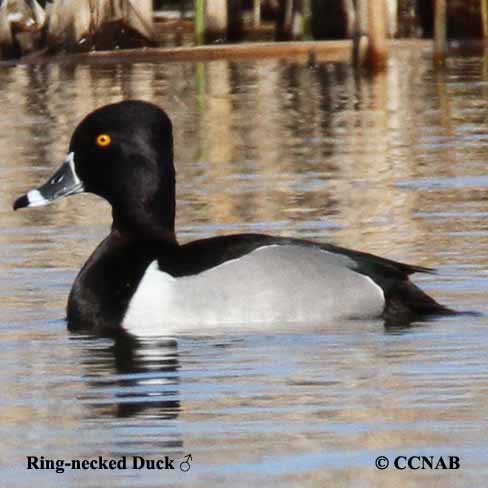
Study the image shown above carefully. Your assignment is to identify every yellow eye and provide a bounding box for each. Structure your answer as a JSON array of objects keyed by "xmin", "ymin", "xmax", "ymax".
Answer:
[{"xmin": 96, "ymin": 134, "xmax": 111, "ymax": 148}]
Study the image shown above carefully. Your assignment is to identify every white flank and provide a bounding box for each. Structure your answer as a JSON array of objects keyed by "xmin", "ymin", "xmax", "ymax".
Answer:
[{"xmin": 122, "ymin": 245, "xmax": 385, "ymax": 337}]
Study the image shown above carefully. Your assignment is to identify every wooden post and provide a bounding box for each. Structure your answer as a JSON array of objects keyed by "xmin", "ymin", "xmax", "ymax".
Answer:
[
  {"xmin": 356, "ymin": 0, "xmax": 368, "ymax": 36},
  {"xmin": 205, "ymin": 0, "xmax": 228, "ymax": 42},
  {"xmin": 228, "ymin": 0, "xmax": 244, "ymax": 41},
  {"xmin": 0, "ymin": 0, "xmax": 13, "ymax": 59},
  {"xmin": 352, "ymin": 0, "xmax": 368, "ymax": 67},
  {"xmin": 365, "ymin": 0, "xmax": 388, "ymax": 71},
  {"xmin": 194, "ymin": 0, "xmax": 205, "ymax": 45},
  {"xmin": 254, "ymin": 0, "xmax": 261, "ymax": 28},
  {"xmin": 277, "ymin": 0, "xmax": 300, "ymax": 40},
  {"xmin": 343, "ymin": 0, "xmax": 355, "ymax": 37},
  {"xmin": 434, "ymin": 0, "xmax": 447, "ymax": 65},
  {"xmin": 481, "ymin": 0, "xmax": 488, "ymax": 40},
  {"xmin": 302, "ymin": 0, "xmax": 312, "ymax": 39},
  {"xmin": 386, "ymin": 0, "xmax": 397, "ymax": 37},
  {"xmin": 284, "ymin": 0, "xmax": 294, "ymax": 34}
]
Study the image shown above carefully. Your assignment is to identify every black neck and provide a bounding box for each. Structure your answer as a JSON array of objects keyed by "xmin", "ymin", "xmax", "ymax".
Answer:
[{"xmin": 111, "ymin": 187, "xmax": 177, "ymax": 244}]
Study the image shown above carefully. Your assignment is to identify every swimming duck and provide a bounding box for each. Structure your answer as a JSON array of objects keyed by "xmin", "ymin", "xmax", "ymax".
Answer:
[{"xmin": 13, "ymin": 100, "xmax": 452, "ymax": 335}]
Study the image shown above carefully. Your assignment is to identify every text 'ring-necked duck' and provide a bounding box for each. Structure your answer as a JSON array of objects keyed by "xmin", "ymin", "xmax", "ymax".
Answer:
[{"xmin": 13, "ymin": 100, "xmax": 455, "ymax": 336}]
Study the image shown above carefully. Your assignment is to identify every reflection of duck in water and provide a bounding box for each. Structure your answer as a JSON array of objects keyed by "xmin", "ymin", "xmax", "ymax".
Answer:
[
  {"xmin": 14, "ymin": 100, "xmax": 454, "ymax": 335},
  {"xmin": 77, "ymin": 334, "xmax": 181, "ymax": 421}
]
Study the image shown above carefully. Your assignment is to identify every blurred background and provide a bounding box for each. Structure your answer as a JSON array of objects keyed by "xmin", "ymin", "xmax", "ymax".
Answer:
[{"xmin": 1, "ymin": 0, "xmax": 487, "ymax": 58}]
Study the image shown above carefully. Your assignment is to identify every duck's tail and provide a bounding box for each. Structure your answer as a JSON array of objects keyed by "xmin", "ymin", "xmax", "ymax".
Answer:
[{"xmin": 383, "ymin": 279, "xmax": 457, "ymax": 326}]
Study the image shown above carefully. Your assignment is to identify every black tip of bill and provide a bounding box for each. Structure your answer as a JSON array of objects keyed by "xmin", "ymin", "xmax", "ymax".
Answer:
[
  {"xmin": 12, "ymin": 189, "xmax": 49, "ymax": 211},
  {"xmin": 13, "ymin": 194, "xmax": 29, "ymax": 211}
]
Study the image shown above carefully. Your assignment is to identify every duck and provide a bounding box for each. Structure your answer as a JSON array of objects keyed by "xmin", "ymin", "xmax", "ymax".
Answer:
[{"xmin": 13, "ymin": 100, "xmax": 454, "ymax": 336}]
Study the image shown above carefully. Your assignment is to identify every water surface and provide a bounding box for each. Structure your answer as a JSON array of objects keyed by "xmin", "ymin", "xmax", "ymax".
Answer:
[{"xmin": 1, "ymin": 49, "xmax": 488, "ymax": 486}]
